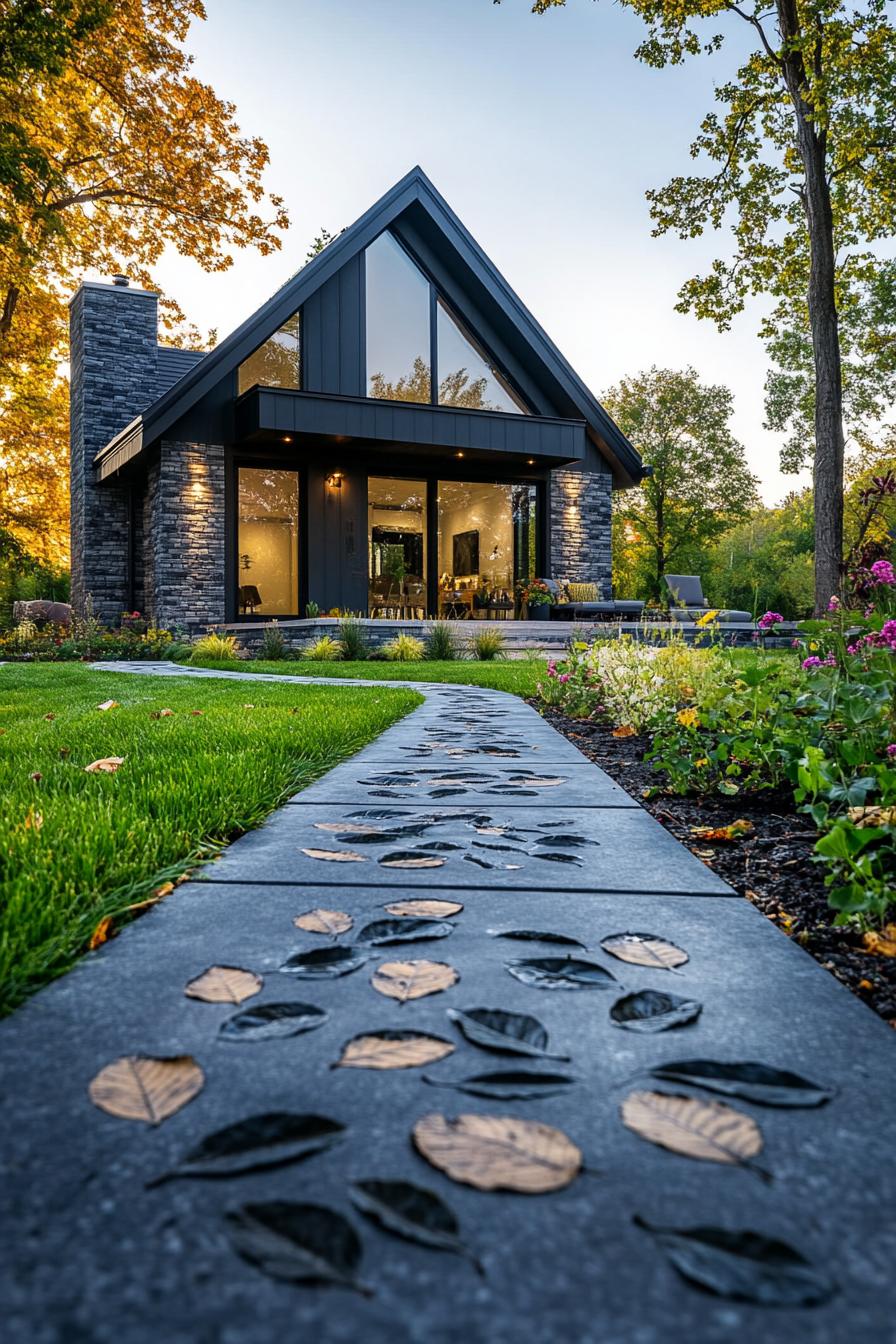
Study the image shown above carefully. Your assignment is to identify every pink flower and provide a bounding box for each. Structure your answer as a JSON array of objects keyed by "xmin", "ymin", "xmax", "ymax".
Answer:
[
  {"xmin": 886, "ymin": 744, "xmax": 896, "ymax": 758},
  {"xmin": 758, "ymin": 611, "xmax": 784, "ymax": 629},
  {"xmin": 870, "ymin": 559, "xmax": 895, "ymax": 585},
  {"xmin": 827, "ymin": 595, "xmax": 840, "ymax": 611},
  {"xmin": 791, "ymin": 638, "xmax": 801, "ymax": 649},
  {"xmin": 558, "ymin": 673, "xmax": 570, "ymax": 684},
  {"xmin": 802, "ymin": 656, "xmax": 823, "ymax": 670}
]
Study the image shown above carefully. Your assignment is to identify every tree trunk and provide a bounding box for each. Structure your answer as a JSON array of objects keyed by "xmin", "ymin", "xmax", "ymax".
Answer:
[{"xmin": 776, "ymin": 1, "xmax": 845, "ymax": 614}]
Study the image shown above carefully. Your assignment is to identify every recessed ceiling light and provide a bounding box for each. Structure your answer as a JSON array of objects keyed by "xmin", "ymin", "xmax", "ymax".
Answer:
[{"xmin": 282, "ymin": 435, "xmax": 292, "ymax": 443}]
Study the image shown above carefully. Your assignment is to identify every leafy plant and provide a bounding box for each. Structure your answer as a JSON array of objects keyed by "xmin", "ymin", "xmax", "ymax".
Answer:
[
  {"xmin": 302, "ymin": 635, "xmax": 343, "ymax": 662},
  {"xmin": 257, "ymin": 620, "xmax": 287, "ymax": 661},
  {"xmin": 305, "ymin": 600, "xmax": 320, "ymax": 618},
  {"xmin": 426, "ymin": 622, "xmax": 461, "ymax": 661},
  {"xmin": 469, "ymin": 629, "xmax": 506, "ymax": 661},
  {"xmin": 190, "ymin": 632, "xmax": 239, "ymax": 663},
  {"xmin": 382, "ymin": 632, "xmax": 425, "ymax": 662},
  {"xmin": 339, "ymin": 616, "xmax": 369, "ymax": 661}
]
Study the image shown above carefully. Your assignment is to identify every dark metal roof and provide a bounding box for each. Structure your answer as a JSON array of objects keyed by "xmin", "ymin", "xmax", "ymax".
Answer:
[
  {"xmin": 96, "ymin": 167, "xmax": 644, "ymax": 487},
  {"xmin": 156, "ymin": 345, "xmax": 205, "ymax": 396}
]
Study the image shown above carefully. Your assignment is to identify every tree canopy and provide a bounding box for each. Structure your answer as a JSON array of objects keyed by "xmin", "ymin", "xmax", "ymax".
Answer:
[
  {"xmin": 0, "ymin": 0, "xmax": 289, "ymax": 561},
  {"xmin": 514, "ymin": 0, "xmax": 896, "ymax": 611},
  {"xmin": 605, "ymin": 366, "xmax": 760, "ymax": 599}
]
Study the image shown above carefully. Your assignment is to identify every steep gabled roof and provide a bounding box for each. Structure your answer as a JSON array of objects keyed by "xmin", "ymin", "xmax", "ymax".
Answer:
[{"xmin": 97, "ymin": 166, "xmax": 643, "ymax": 486}]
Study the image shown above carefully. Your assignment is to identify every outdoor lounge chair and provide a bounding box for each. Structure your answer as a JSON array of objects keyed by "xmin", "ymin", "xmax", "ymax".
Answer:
[
  {"xmin": 663, "ymin": 574, "xmax": 752, "ymax": 623},
  {"xmin": 543, "ymin": 580, "xmax": 645, "ymax": 621}
]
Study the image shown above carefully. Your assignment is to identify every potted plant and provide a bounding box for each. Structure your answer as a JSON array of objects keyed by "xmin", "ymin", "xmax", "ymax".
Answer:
[{"xmin": 518, "ymin": 577, "xmax": 553, "ymax": 621}]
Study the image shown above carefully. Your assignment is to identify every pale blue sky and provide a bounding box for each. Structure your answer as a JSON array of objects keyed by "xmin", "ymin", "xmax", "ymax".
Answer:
[{"xmin": 149, "ymin": 0, "xmax": 807, "ymax": 502}]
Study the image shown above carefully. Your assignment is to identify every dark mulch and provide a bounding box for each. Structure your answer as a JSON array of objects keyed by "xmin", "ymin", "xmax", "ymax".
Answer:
[{"xmin": 534, "ymin": 702, "xmax": 896, "ymax": 1027}]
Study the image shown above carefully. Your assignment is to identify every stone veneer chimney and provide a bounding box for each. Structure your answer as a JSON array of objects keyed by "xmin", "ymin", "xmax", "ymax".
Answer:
[{"xmin": 68, "ymin": 278, "xmax": 159, "ymax": 621}]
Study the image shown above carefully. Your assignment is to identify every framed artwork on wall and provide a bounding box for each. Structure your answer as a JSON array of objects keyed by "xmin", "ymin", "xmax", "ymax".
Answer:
[{"xmin": 452, "ymin": 529, "xmax": 479, "ymax": 576}]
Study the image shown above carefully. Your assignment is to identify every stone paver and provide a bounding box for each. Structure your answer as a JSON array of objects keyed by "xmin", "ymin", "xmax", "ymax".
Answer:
[{"xmin": 1, "ymin": 662, "xmax": 893, "ymax": 1344}]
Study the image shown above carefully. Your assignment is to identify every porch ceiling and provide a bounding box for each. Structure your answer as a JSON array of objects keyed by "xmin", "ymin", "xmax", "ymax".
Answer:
[{"xmin": 235, "ymin": 386, "xmax": 586, "ymax": 467}]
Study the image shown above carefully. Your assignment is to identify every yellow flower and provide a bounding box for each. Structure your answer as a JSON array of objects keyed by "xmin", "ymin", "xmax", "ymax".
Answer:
[
  {"xmin": 677, "ymin": 708, "xmax": 700, "ymax": 728},
  {"xmin": 809, "ymin": 641, "xmax": 818, "ymax": 651},
  {"xmin": 695, "ymin": 757, "xmax": 709, "ymax": 767},
  {"xmin": 696, "ymin": 610, "xmax": 719, "ymax": 627}
]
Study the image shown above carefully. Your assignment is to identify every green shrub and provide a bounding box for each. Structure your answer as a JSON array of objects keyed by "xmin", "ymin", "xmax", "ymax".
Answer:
[
  {"xmin": 190, "ymin": 633, "xmax": 239, "ymax": 663},
  {"xmin": 303, "ymin": 635, "xmax": 343, "ymax": 661},
  {"xmin": 339, "ymin": 616, "xmax": 369, "ymax": 661},
  {"xmin": 258, "ymin": 620, "xmax": 287, "ymax": 660},
  {"xmin": 305, "ymin": 600, "xmax": 320, "ymax": 618},
  {"xmin": 426, "ymin": 622, "xmax": 460, "ymax": 661},
  {"xmin": 470, "ymin": 629, "xmax": 506, "ymax": 661},
  {"xmin": 382, "ymin": 632, "xmax": 425, "ymax": 662}
]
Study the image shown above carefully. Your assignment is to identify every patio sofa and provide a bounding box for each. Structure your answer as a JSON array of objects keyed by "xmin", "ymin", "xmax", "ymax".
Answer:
[
  {"xmin": 663, "ymin": 575, "xmax": 752, "ymax": 623},
  {"xmin": 542, "ymin": 580, "xmax": 645, "ymax": 622}
]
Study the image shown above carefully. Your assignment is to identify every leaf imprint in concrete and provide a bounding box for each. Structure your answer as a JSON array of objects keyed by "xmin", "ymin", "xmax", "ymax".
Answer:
[
  {"xmin": 293, "ymin": 909, "xmax": 354, "ymax": 937},
  {"xmin": 184, "ymin": 966, "xmax": 262, "ymax": 1004},
  {"xmin": 601, "ymin": 931, "xmax": 689, "ymax": 971},
  {"xmin": 372, "ymin": 960, "xmax": 459, "ymax": 1003},
  {"xmin": 333, "ymin": 1030, "xmax": 455, "ymax": 1070},
  {"xmin": 413, "ymin": 1113, "xmax": 582, "ymax": 1193},
  {"xmin": 621, "ymin": 1091, "xmax": 766, "ymax": 1174},
  {"xmin": 89, "ymin": 1055, "xmax": 204, "ymax": 1124}
]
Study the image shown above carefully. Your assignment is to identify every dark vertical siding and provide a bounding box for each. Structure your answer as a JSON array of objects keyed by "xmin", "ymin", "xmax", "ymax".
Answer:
[
  {"xmin": 304, "ymin": 463, "xmax": 368, "ymax": 613},
  {"xmin": 302, "ymin": 255, "xmax": 364, "ymax": 399}
]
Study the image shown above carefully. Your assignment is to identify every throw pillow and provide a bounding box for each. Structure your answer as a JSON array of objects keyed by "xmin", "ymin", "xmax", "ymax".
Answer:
[{"xmin": 567, "ymin": 582, "xmax": 600, "ymax": 602}]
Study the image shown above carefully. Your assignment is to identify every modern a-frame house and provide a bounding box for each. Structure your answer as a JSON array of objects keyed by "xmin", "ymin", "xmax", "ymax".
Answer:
[{"xmin": 69, "ymin": 167, "xmax": 644, "ymax": 630}]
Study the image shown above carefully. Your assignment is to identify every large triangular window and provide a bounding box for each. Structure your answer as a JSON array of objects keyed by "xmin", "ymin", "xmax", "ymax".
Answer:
[
  {"xmin": 365, "ymin": 230, "xmax": 528, "ymax": 414},
  {"xmin": 237, "ymin": 311, "xmax": 301, "ymax": 395},
  {"xmin": 436, "ymin": 299, "xmax": 527, "ymax": 413}
]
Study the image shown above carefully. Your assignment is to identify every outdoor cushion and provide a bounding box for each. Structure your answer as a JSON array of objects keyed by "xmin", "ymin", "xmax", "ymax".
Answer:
[
  {"xmin": 567, "ymin": 582, "xmax": 600, "ymax": 602},
  {"xmin": 668, "ymin": 606, "xmax": 753, "ymax": 624},
  {"xmin": 664, "ymin": 575, "xmax": 706, "ymax": 607}
]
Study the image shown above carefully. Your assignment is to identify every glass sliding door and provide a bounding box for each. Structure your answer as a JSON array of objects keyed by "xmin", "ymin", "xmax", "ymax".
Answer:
[
  {"xmin": 367, "ymin": 477, "xmax": 428, "ymax": 617},
  {"xmin": 237, "ymin": 467, "xmax": 299, "ymax": 615},
  {"xmin": 437, "ymin": 481, "xmax": 537, "ymax": 618}
]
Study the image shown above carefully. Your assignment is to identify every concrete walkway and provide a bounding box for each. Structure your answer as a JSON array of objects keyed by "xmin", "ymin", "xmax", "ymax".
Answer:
[{"xmin": 1, "ymin": 663, "xmax": 893, "ymax": 1343}]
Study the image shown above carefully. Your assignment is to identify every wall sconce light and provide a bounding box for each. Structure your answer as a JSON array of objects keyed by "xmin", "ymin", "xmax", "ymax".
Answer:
[
  {"xmin": 527, "ymin": 458, "xmax": 535, "ymax": 466},
  {"xmin": 326, "ymin": 471, "xmax": 344, "ymax": 489},
  {"xmin": 455, "ymin": 451, "xmax": 464, "ymax": 459},
  {"xmin": 282, "ymin": 435, "xmax": 292, "ymax": 443}
]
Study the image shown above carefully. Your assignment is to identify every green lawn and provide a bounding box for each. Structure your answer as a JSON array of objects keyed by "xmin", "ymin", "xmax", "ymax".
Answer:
[
  {"xmin": 0, "ymin": 664, "xmax": 419, "ymax": 1014},
  {"xmin": 184, "ymin": 658, "xmax": 550, "ymax": 696}
]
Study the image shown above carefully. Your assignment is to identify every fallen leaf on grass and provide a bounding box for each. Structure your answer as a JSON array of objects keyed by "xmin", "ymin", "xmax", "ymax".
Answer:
[
  {"xmin": 148, "ymin": 1113, "xmax": 345, "ymax": 1185},
  {"xmin": 633, "ymin": 1217, "xmax": 835, "ymax": 1306},
  {"xmin": 184, "ymin": 965, "xmax": 262, "ymax": 1004},
  {"xmin": 372, "ymin": 960, "xmax": 459, "ymax": 1003},
  {"xmin": 690, "ymin": 820, "xmax": 755, "ymax": 842},
  {"xmin": 43, "ymin": 712, "xmax": 56, "ymax": 721},
  {"xmin": 350, "ymin": 1180, "xmax": 481, "ymax": 1272},
  {"xmin": 88, "ymin": 916, "xmax": 114, "ymax": 949},
  {"xmin": 621, "ymin": 1090, "xmax": 764, "ymax": 1173},
  {"xmin": 226, "ymin": 1202, "xmax": 370, "ymax": 1294},
  {"xmin": 29, "ymin": 771, "xmax": 42, "ymax": 782},
  {"xmin": 96, "ymin": 700, "xmax": 119, "ymax": 711},
  {"xmin": 447, "ymin": 1007, "xmax": 569, "ymax": 1060},
  {"xmin": 159, "ymin": 707, "xmax": 174, "ymax": 716},
  {"xmin": 301, "ymin": 847, "xmax": 367, "ymax": 863},
  {"xmin": 190, "ymin": 710, "xmax": 204, "ymax": 717},
  {"xmin": 863, "ymin": 924, "xmax": 896, "ymax": 957},
  {"xmin": 612, "ymin": 725, "xmax": 637, "ymax": 738},
  {"xmin": 22, "ymin": 807, "xmax": 43, "ymax": 832},
  {"xmin": 89, "ymin": 1055, "xmax": 204, "ymax": 1124},
  {"xmin": 601, "ymin": 931, "xmax": 688, "ymax": 971},
  {"xmin": 334, "ymin": 1030, "xmax": 455, "ymax": 1070},
  {"xmin": 84, "ymin": 756, "xmax": 125, "ymax": 774},
  {"xmin": 413, "ymin": 1112, "xmax": 581, "ymax": 1193},
  {"xmin": 384, "ymin": 899, "xmax": 463, "ymax": 918},
  {"xmin": 293, "ymin": 908, "xmax": 353, "ymax": 936},
  {"xmin": 153, "ymin": 881, "xmax": 175, "ymax": 899}
]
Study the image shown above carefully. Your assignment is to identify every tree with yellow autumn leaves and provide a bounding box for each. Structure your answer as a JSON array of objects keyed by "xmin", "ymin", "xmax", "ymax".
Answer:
[{"xmin": 0, "ymin": 0, "xmax": 289, "ymax": 566}]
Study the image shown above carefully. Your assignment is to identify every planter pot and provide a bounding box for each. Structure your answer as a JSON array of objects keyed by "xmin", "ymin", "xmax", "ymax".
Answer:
[{"xmin": 528, "ymin": 604, "xmax": 551, "ymax": 621}]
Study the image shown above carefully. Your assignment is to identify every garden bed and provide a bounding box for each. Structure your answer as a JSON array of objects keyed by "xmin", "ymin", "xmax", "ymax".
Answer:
[{"xmin": 536, "ymin": 702, "xmax": 896, "ymax": 1027}]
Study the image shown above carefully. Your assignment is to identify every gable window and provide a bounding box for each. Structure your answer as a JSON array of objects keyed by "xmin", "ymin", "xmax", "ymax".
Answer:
[
  {"xmin": 365, "ymin": 231, "xmax": 431, "ymax": 403},
  {"xmin": 237, "ymin": 311, "xmax": 301, "ymax": 395},
  {"xmin": 365, "ymin": 230, "xmax": 528, "ymax": 414},
  {"xmin": 437, "ymin": 300, "xmax": 527, "ymax": 413}
]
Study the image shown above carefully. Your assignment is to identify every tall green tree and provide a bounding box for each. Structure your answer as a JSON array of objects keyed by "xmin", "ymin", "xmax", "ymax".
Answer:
[
  {"xmin": 511, "ymin": 0, "xmax": 896, "ymax": 612},
  {"xmin": 604, "ymin": 367, "xmax": 760, "ymax": 600}
]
